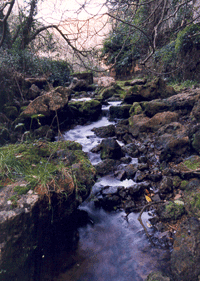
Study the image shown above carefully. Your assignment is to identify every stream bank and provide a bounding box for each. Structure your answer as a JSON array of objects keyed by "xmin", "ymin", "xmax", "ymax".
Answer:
[{"xmin": 0, "ymin": 73, "xmax": 200, "ymax": 280}]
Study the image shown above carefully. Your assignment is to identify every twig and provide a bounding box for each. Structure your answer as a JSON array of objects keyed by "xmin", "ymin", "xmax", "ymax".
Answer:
[{"xmin": 137, "ymin": 200, "xmax": 165, "ymax": 246}]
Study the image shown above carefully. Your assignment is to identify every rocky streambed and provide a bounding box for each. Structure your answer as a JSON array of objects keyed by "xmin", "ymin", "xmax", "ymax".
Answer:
[{"xmin": 0, "ymin": 74, "xmax": 200, "ymax": 280}]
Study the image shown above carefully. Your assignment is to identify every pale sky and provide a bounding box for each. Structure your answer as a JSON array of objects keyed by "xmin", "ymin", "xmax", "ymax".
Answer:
[{"xmin": 17, "ymin": 0, "xmax": 108, "ymax": 24}]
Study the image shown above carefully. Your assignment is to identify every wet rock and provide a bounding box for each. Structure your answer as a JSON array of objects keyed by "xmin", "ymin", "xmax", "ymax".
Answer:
[
  {"xmin": 118, "ymin": 188, "xmax": 128, "ymax": 199},
  {"xmin": 182, "ymin": 178, "xmax": 200, "ymax": 218},
  {"xmin": 100, "ymin": 138, "xmax": 124, "ymax": 160},
  {"xmin": 102, "ymin": 186, "xmax": 119, "ymax": 195},
  {"xmin": 95, "ymin": 159, "xmax": 119, "ymax": 176},
  {"xmin": 159, "ymin": 176, "xmax": 173, "ymax": 199},
  {"xmin": 127, "ymin": 183, "xmax": 145, "ymax": 195},
  {"xmin": 122, "ymin": 142, "xmax": 139, "ymax": 157},
  {"xmin": 115, "ymin": 123, "xmax": 130, "ymax": 142},
  {"xmin": 124, "ymin": 163, "xmax": 138, "ymax": 179},
  {"xmin": 124, "ymin": 200, "xmax": 136, "ymax": 212},
  {"xmin": 148, "ymin": 170, "xmax": 162, "ymax": 182},
  {"xmin": 159, "ymin": 136, "xmax": 189, "ymax": 162},
  {"xmin": 152, "ymin": 193, "xmax": 162, "ymax": 202},
  {"xmin": 120, "ymin": 156, "xmax": 132, "ymax": 164},
  {"xmin": 146, "ymin": 271, "xmax": 171, "ymax": 281},
  {"xmin": 145, "ymin": 112, "xmax": 179, "ymax": 132},
  {"xmin": 114, "ymin": 170, "xmax": 126, "ymax": 180},
  {"xmin": 168, "ymin": 90, "xmax": 200, "ymax": 113},
  {"xmin": 134, "ymin": 170, "xmax": 149, "ymax": 182},
  {"xmin": 92, "ymin": 124, "xmax": 115, "ymax": 138},
  {"xmin": 109, "ymin": 104, "xmax": 131, "ymax": 119},
  {"xmin": 69, "ymin": 99, "xmax": 102, "ymax": 123},
  {"xmin": 138, "ymin": 155, "xmax": 147, "ymax": 163},
  {"xmin": 191, "ymin": 99, "xmax": 200, "ymax": 122},
  {"xmin": 171, "ymin": 217, "xmax": 200, "ymax": 281},
  {"xmin": 138, "ymin": 163, "xmax": 148, "ymax": 171}
]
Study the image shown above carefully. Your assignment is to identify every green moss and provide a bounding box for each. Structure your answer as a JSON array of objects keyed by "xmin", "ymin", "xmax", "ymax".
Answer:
[
  {"xmin": 190, "ymin": 193, "xmax": 200, "ymax": 211},
  {"xmin": 129, "ymin": 102, "xmax": 143, "ymax": 116},
  {"xmin": 164, "ymin": 201, "xmax": 185, "ymax": 220},
  {"xmin": 184, "ymin": 159, "xmax": 200, "ymax": 170},
  {"xmin": 14, "ymin": 185, "xmax": 30, "ymax": 195},
  {"xmin": 173, "ymin": 176, "xmax": 182, "ymax": 188},
  {"xmin": 180, "ymin": 180, "xmax": 189, "ymax": 190},
  {"xmin": 169, "ymin": 80, "xmax": 199, "ymax": 92},
  {"xmin": 100, "ymin": 84, "xmax": 125, "ymax": 100}
]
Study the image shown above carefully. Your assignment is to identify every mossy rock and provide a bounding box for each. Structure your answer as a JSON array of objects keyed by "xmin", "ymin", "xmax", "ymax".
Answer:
[
  {"xmin": 79, "ymin": 100, "xmax": 102, "ymax": 118},
  {"xmin": 176, "ymin": 156, "xmax": 200, "ymax": 176},
  {"xmin": 173, "ymin": 176, "xmax": 182, "ymax": 189},
  {"xmin": 129, "ymin": 102, "xmax": 143, "ymax": 116},
  {"xmin": 183, "ymin": 179, "xmax": 200, "ymax": 217},
  {"xmin": 158, "ymin": 201, "xmax": 185, "ymax": 221},
  {"xmin": 164, "ymin": 201, "xmax": 185, "ymax": 220},
  {"xmin": 99, "ymin": 84, "xmax": 125, "ymax": 100},
  {"xmin": 144, "ymin": 99, "xmax": 169, "ymax": 117},
  {"xmin": 183, "ymin": 156, "xmax": 200, "ymax": 170},
  {"xmin": 109, "ymin": 104, "xmax": 131, "ymax": 119},
  {"xmin": 192, "ymin": 130, "xmax": 200, "ymax": 154},
  {"xmin": 184, "ymin": 191, "xmax": 200, "ymax": 218}
]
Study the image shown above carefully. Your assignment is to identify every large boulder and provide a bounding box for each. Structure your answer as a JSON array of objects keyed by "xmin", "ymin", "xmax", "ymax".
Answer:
[
  {"xmin": 144, "ymin": 99, "xmax": 170, "ymax": 117},
  {"xmin": 21, "ymin": 86, "xmax": 72, "ymax": 117},
  {"xmin": 171, "ymin": 217, "xmax": 200, "ymax": 281},
  {"xmin": 0, "ymin": 141, "xmax": 96, "ymax": 279},
  {"xmin": 129, "ymin": 112, "xmax": 178, "ymax": 137},
  {"xmin": 109, "ymin": 104, "xmax": 131, "ymax": 119},
  {"xmin": 92, "ymin": 124, "xmax": 116, "ymax": 138},
  {"xmin": 123, "ymin": 78, "xmax": 176, "ymax": 104}
]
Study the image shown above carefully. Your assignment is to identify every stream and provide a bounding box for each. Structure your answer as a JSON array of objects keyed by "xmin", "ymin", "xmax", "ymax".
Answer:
[{"xmin": 52, "ymin": 102, "xmax": 171, "ymax": 281}]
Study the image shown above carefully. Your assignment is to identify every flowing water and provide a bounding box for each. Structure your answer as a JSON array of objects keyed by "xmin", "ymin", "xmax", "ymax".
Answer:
[{"xmin": 53, "ymin": 102, "xmax": 171, "ymax": 281}]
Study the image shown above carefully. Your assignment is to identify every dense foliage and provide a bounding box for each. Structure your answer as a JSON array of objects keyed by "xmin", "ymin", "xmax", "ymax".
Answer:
[{"xmin": 101, "ymin": 0, "xmax": 199, "ymax": 80}]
